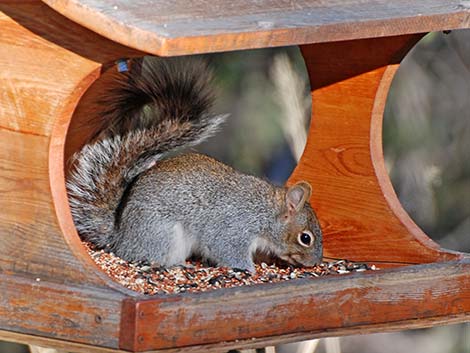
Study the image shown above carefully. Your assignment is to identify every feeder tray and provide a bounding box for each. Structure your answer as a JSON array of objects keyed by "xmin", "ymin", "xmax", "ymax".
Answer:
[{"xmin": 1, "ymin": 1, "xmax": 470, "ymax": 352}]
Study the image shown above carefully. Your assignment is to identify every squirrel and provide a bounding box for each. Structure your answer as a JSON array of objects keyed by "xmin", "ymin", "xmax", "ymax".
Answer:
[{"xmin": 66, "ymin": 56, "xmax": 323, "ymax": 272}]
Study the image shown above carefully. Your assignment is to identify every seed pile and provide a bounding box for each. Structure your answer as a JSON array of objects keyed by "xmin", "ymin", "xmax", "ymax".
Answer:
[{"xmin": 85, "ymin": 243, "xmax": 377, "ymax": 295}]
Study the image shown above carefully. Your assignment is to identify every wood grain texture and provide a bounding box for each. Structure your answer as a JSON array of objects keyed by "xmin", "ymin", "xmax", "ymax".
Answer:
[
  {"xmin": 0, "ymin": 274, "xmax": 123, "ymax": 347},
  {"xmin": 0, "ymin": 314, "xmax": 470, "ymax": 353},
  {"xmin": 0, "ymin": 0, "xmax": 140, "ymax": 287},
  {"xmin": 4, "ymin": 310, "xmax": 470, "ymax": 353},
  {"xmin": 42, "ymin": 0, "xmax": 470, "ymax": 56},
  {"xmin": 120, "ymin": 259, "xmax": 470, "ymax": 351},
  {"xmin": 0, "ymin": 1, "xmax": 139, "ymax": 349},
  {"xmin": 289, "ymin": 35, "xmax": 462, "ymax": 265}
]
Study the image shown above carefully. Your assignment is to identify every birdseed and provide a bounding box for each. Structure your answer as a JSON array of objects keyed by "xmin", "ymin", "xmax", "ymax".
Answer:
[{"xmin": 84, "ymin": 242, "xmax": 378, "ymax": 295}]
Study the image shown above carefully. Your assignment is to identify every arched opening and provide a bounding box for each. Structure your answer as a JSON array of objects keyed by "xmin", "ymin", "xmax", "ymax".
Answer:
[
  {"xmin": 384, "ymin": 30, "xmax": 470, "ymax": 254},
  {"xmin": 63, "ymin": 48, "xmax": 318, "ymax": 295}
]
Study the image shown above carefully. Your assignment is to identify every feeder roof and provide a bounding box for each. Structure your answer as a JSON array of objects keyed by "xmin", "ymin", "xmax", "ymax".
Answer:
[{"xmin": 43, "ymin": 0, "xmax": 470, "ymax": 56}]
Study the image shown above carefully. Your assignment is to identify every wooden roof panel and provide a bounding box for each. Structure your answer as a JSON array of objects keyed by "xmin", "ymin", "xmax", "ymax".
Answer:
[{"xmin": 43, "ymin": 0, "xmax": 470, "ymax": 55}]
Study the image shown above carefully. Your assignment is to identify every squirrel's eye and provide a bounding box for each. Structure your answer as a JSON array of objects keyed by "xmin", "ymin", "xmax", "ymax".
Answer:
[{"xmin": 298, "ymin": 231, "xmax": 313, "ymax": 247}]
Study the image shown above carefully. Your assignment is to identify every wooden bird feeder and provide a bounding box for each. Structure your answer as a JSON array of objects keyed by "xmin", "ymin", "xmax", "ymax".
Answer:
[{"xmin": 1, "ymin": 1, "xmax": 470, "ymax": 352}]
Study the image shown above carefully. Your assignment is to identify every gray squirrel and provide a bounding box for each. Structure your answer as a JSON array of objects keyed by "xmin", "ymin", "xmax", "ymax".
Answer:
[{"xmin": 67, "ymin": 56, "xmax": 323, "ymax": 272}]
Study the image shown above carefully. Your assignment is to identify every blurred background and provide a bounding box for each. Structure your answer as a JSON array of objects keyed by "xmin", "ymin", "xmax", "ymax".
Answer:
[{"xmin": 2, "ymin": 30, "xmax": 469, "ymax": 353}]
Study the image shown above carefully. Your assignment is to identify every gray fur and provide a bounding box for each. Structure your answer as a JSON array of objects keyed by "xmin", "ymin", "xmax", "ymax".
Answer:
[
  {"xmin": 113, "ymin": 154, "xmax": 280, "ymax": 271},
  {"xmin": 67, "ymin": 56, "xmax": 322, "ymax": 271}
]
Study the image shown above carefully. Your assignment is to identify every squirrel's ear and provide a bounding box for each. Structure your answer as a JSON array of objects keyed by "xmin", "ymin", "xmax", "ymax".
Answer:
[{"xmin": 286, "ymin": 181, "xmax": 312, "ymax": 213}]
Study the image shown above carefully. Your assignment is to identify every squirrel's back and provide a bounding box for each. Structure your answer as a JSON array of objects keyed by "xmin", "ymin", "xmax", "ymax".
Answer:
[{"xmin": 112, "ymin": 153, "xmax": 281, "ymax": 265}]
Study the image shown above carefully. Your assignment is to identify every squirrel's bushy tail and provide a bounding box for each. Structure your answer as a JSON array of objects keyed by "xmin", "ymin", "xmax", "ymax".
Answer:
[{"xmin": 66, "ymin": 57, "xmax": 226, "ymax": 248}]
